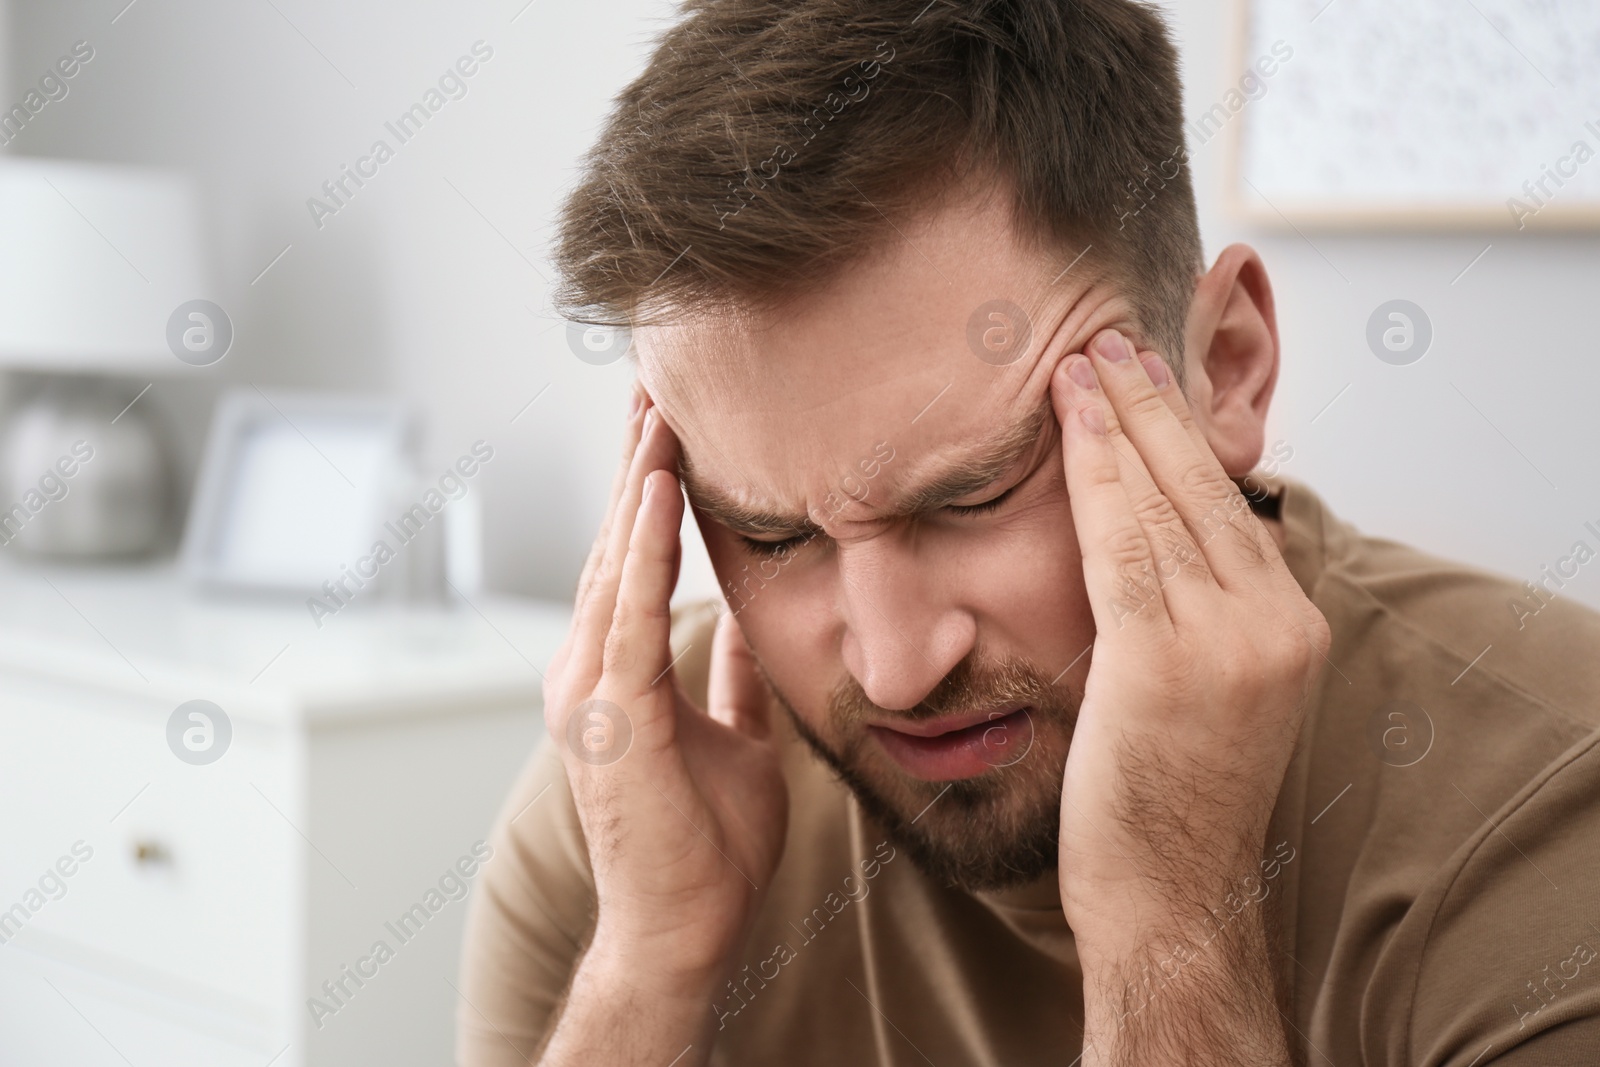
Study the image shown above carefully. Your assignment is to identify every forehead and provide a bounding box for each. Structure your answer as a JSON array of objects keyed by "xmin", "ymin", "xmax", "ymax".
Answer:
[{"xmin": 633, "ymin": 193, "xmax": 1131, "ymax": 527}]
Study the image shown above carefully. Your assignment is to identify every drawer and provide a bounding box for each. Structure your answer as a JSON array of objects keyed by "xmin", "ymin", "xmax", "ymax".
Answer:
[
  {"xmin": 0, "ymin": 671, "xmax": 296, "ymax": 1023},
  {"xmin": 0, "ymin": 945, "xmax": 281, "ymax": 1067}
]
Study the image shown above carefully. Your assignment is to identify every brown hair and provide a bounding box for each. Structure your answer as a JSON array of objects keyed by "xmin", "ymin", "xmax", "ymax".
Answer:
[{"xmin": 553, "ymin": 0, "xmax": 1202, "ymax": 377}]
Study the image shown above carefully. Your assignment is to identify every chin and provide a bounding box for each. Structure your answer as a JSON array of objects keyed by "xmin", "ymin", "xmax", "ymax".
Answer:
[{"xmin": 788, "ymin": 710, "xmax": 1072, "ymax": 892}]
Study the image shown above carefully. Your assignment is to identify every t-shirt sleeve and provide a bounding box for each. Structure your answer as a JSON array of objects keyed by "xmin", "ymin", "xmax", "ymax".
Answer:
[
  {"xmin": 1471, "ymin": 1016, "xmax": 1600, "ymax": 1066},
  {"xmin": 454, "ymin": 735, "xmax": 595, "ymax": 1067},
  {"xmin": 1363, "ymin": 728, "xmax": 1600, "ymax": 1066}
]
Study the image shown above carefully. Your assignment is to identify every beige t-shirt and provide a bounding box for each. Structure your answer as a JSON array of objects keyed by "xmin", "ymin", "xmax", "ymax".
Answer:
[{"xmin": 456, "ymin": 477, "xmax": 1600, "ymax": 1065}]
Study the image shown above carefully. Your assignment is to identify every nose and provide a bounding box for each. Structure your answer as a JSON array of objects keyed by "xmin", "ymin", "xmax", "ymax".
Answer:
[{"xmin": 835, "ymin": 534, "xmax": 976, "ymax": 711}]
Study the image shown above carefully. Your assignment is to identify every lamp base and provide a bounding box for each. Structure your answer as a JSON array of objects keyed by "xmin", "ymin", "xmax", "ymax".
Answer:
[{"xmin": 0, "ymin": 377, "xmax": 169, "ymax": 558}]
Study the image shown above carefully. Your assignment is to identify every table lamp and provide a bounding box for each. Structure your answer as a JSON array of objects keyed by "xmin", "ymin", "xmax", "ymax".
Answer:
[{"xmin": 0, "ymin": 157, "xmax": 211, "ymax": 558}]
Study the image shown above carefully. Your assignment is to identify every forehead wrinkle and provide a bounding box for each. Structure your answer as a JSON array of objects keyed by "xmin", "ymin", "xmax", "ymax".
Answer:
[
  {"xmin": 892, "ymin": 395, "xmax": 1053, "ymax": 515},
  {"xmin": 679, "ymin": 393, "xmax": 1055, "ymax": 538},
  {"xmin": 679, "ymin": 453, "xmax": 819, "ymax": 538}
]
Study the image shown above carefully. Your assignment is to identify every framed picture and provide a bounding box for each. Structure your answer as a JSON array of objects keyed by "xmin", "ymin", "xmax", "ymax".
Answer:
[
  {"xmin": 1229, "ymin": 0, "xmax": 1600, "ymax": 230},
  {"xmin": 181, "ymin": 389, "xmax": 415, "ymax": 593}
]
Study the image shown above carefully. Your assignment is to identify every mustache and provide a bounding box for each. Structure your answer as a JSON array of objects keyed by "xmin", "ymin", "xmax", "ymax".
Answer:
[{"xmin": 825, "ymin": 648, "xmax": 1079, "ymax": 728}]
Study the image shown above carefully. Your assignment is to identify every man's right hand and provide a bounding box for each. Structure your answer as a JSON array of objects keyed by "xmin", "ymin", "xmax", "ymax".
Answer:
[{"xmin": 535, "ymin": 386, "xmax": 789, "ymax": 1064}]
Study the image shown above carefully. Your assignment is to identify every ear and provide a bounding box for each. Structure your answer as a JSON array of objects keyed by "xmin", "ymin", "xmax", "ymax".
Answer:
[{"xmin": 1180, "ymin": 243, "xmax": 1280, "ymax": 478}]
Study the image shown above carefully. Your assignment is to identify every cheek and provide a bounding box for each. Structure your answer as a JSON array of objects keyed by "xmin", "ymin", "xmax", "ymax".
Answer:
[{"xmin": 964, "ymin": 497, "xmax": 1089, "ymax": 639}]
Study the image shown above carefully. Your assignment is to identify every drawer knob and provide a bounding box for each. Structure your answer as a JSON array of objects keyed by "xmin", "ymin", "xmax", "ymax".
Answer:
[{"xmin": 132, "ymin": 840, "xmax": 171, "ymax": 865}]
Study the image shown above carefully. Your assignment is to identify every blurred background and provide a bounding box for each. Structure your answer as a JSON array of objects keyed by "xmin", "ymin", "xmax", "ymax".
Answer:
[{"xmin": 0, "ymin": 0, "xmax": 1596, "ymax": 1064}]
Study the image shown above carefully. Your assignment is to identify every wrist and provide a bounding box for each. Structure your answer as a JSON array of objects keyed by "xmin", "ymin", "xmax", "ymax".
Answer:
[
  {"xmin": 585, "ymin": 919, "xmax": 739, "ymax": 1006},
  {"xmin": 1069, "ymin": 841, "xmax": 1290, "ymax": 974},
  {"xmin": 541, "ymin": 937, "xmax": 721, "ymax": 1067},
  {"xmin": 1063, "ymin": 826, "xmax": 1278, "ymax": 941}
]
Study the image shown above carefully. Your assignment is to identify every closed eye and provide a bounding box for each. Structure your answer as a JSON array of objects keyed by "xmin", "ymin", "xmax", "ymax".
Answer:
[
  {"xmin": 737, "ymin": 485, "xmax": 1017, "ymax": 556},
  {"xmin": 943, "ymin": 484, "xmax": 1018, "ymax": 517},
  {"xmin": 738, "ymin": 531, "xmax": 816, "ymax": 559}
]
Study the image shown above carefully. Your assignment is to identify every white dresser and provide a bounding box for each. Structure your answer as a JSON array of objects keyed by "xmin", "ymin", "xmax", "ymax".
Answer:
[{"xmin": 0, "ymin": 560, "xmax": 570, "ymax": 1066}]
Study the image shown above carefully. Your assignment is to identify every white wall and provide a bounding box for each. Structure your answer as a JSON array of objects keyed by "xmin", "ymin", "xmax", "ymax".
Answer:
[{"xmin": 5, "ymin": 0, "xmax": 1597, "ymax": 615}]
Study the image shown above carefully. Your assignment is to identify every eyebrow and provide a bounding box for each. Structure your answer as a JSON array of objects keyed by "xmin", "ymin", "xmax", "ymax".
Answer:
[{"xmin": 678, "ymin": 396, "xmax": 1054, "ymax": 539}]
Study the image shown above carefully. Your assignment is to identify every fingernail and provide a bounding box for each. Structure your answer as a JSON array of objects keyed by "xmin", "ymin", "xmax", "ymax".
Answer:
[
  {"xmin": 1140, "ymin": 355, "xmax": 1170, "ymax": 390},
  {"xmin": 1092, "ymin": 331, "xmax": 1131, "ymax": 363},
  {"xmin": 643, "ymin": 408, "xmax": 656, "ymax": 434},
  {"xmin": 628, "ymin": 389, "xmax": 641, "ymax": 417},
  {"xmin": 1066, "ymin": 356, "xmax": 1098, "ymax": 390},
  {"xmin": 642, "ymin": 471, "xmax": 655, "ymax": 502},
  {"xmin": 1078, "ymin": 404, "xmax": 1107, "ymax": 435}
]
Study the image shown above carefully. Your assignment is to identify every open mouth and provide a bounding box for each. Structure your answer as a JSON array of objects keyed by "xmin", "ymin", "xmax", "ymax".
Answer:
[{"xmin": 868, "ymin": 706, "xmax": 1035, "ymax": 782}]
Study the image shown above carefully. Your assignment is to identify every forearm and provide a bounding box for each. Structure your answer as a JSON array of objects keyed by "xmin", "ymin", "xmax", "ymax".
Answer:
[
  {"xmin": 536, "ymin": 933, "xmax": 721, "ymax": 1067},
  {"xmin": 1076, "ymin": 888, "xmax": 1291, "ymax": 1067}
]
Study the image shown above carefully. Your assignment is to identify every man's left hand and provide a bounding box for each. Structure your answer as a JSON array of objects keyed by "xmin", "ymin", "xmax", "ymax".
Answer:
[{"xmin": 1050, "ymin": 328, "xmax": 1330, "ymax": 1064}]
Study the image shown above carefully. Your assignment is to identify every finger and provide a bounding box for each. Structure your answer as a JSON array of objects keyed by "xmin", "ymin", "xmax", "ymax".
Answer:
[
  {"xmin": 603, "ymin": 467, "xmax": 686, "ymax": 699},
  {"xmin": 1078, "ymin": 331, "xmax": 1216, "ymax": 599},
  {"xmin": 1076, "ymin": 332, "xmax": 1213, "ymax": 592},
  {"xmin": 1051, "ymin": 350, "xmax": 1174, "ymax": 637},
  {"xmin": 707, "ymin": 609, "xmax": 772, "ymax": 740},
  {"xmin": 1116, "ymin": 347, "xmax": 1316, "ymax": 651},
  {"xmin": 1139, "ymin": 350, "xmax": 1289, "ymax": 589},
  {"xmin": 551, "ymin": 390, "xmax": 650, "ymax": 689},
  {"xmin": 1139, "ymin": 350, "xmax": 1222, "ymax": 474},
  {"xmin": 1139, "ymin": 347, "xmax": 1283, "ymax": 521},
  {"xmin": 1087, "ymin": 330, "xmax": 1283, "ymax": 591},
  {"xmin": 570, "ymin": 407, "xmax": 679, "ymax": 682},
  {"xmin": 574, "ymin": 385, "xmax": 650, "ymax": 611}
]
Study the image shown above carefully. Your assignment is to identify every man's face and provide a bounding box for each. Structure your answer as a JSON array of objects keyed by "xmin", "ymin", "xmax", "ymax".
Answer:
[{"xmin": 637, "ymin": 191, "xmax": 1152, "ymax": 891}]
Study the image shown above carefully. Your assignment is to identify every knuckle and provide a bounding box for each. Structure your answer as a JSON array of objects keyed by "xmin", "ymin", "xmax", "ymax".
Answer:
[
  {"xmin": 1175, "ymin": 459, "xmax": 1218, "ymax": 499},
  {"xmin": 1131, "ymin": 487, "xmax": 1184, "ymax": 533},
  {"xmin": 1169, "ymin": 396, "xmax": 1200, "ymax": 428},
  {"xmin": 633, "ymin": 594, "xmax": 673, "ymax": 627},
  {"xmin": 1198, "ymin": 506, "xmax": 1235, "ymax": 545},
  {"xmin": 1101, "ymin": 404, "xmax": 1128, "ymax": 439},
  {"xmin": 1303, "ymin": 608, "xmax": 1334, "ymax": 661},
  {"xmin": 1102, "ymin": 525, "xmax": 1153, "ymax": 572},
  {"xmin": 1109, "ymin": 560, "xmax": 1162, "ymax": 617},
  {"xmin": 1126, "ymin": 389, "xmax": 1171, "ymax": 422},
  {"xmin": 1212, "ymin": 649, "xmax": 1260, "ymax": 701},
  {"xmin": 1084, "ymin": 459, "xmax": 1125, "ymax": 492},
  {"xmin": 1261, "ymin": 628, "xmax": 1313, "ymax": 685},
  {"xmin": 1150, "ymin": 524, "xmax": 1209, "ymax": 582},
  {"xmin": 1267, "ymin": 627, "xmax": 1305, "ymax": 666}
]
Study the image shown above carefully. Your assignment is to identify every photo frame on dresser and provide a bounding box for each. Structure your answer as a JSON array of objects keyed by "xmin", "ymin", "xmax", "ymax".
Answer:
[{"xmin": 181, "ymin": 388, "xmax": 414, "ymax": 593}]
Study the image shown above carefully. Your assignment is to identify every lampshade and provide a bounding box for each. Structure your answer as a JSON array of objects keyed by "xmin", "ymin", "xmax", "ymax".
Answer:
[{"xmin": 0, "ymin": 157, "xmax": 210, "ymax": 372}]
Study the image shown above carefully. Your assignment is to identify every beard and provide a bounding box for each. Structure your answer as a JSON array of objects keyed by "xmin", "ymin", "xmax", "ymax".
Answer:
[{"xmin": 757, "ymin": 646, "xmax": 1081, "ymax": 893}]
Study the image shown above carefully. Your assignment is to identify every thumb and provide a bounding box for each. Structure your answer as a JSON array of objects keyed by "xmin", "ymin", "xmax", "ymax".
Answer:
[{"xmin": 707, "ymin": 608, "xmax": 773, "ymax": 739}]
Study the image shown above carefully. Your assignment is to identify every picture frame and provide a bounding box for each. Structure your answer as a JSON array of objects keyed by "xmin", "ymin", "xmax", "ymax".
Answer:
[
  {"xmin": 1227, "ymin": 0, "xmax": 1600, "ymax": 231},
  {"xmin": 181, "ymin": 388, "xmax": 415, "ymax": 593}
]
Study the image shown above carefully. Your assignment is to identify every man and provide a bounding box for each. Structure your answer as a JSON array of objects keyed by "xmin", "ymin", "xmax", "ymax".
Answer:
[{"xmin": 457, "ymin": 1, "xmax": 1600, "ymax": 1063}]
